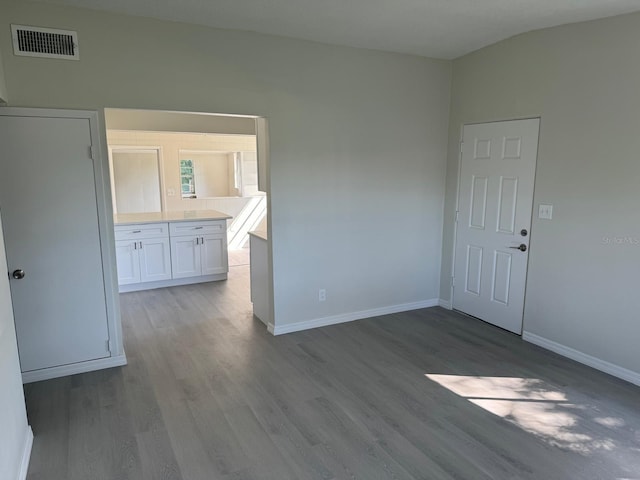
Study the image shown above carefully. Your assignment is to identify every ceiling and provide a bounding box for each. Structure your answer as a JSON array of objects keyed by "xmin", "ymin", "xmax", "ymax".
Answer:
[{"xmin": 37, "ymin": 0, "xmax": 640, "ymax": 59}]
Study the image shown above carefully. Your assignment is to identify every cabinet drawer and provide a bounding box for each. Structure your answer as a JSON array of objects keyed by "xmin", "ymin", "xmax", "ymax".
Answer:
[
  {"xmin": 169, "ymin": 220, "xmax": 226, "ymax": 237},
  {"xmin": 114, "ymin": 223, "xmax": 169, "ymax": 240}
]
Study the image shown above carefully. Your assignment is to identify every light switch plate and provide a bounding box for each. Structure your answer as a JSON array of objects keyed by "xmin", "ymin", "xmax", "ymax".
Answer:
[{"xmin": 538, "ymin": 204, "xmax": 553, "ymax": 220}]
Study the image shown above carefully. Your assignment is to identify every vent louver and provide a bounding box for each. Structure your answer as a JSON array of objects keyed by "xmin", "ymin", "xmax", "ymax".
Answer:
[{"xmin": 11, "ymin": 25, "xmax": 79, "ymax": 60}]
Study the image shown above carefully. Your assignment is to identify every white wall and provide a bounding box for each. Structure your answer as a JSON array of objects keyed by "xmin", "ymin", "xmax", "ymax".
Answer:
[
  {"xmin": 0, "ymin": 1, "xmax": 452, "ymax": 328},
  {"xmin": 0, "ymin": 215, "xmax": 31, "ymax": 480},
  {"xmin": 105, "ymin": 108, "xmax": 256, "ymax": 135},
  {"xmin": 0, "ymin": 46, "xmax": 7, "ymax": 103},
  {"xmin": 107, "ymin": 130, "xmax": 257, "ymax": 213},
  {"xmin": 191, "ymin": 152, "xmax": 231, "ymax": 197},
  {"xmin": 111, "ymin": 149, "xmax": 162, "ymax": 213},
  {"xmin": 442, "ymin": 13, "xmax": 640, "ymax": 377}
]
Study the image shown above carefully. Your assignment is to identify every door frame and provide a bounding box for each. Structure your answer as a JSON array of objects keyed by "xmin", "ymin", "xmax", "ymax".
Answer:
[
  {"xmin": 0, "ymin": 107, "xmax": 126, "ymax": 382},
  {"xmin": 449, "ymin": 116, "xmax": 542, "ymax": 332}
]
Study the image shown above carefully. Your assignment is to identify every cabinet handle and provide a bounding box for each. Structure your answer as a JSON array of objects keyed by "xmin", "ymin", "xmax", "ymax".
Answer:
[
  {"xmin": 195, "ymin": 238, "xmax": 199, "ymax": 245},
  {"xmin": 139, "ymin": 242, "xmax": 143, "ymax": 249},
  {"xmin": 133, "ymin": 242, "xmax": 137, "ymax": 250},
  {"xmin": 132, "ymin": 230, "xmax": 141, "ymax": 233},
  {"xmin": 201, "ymin": 237, "xmax": 204, "ymax": 244},
  {"xmin": 195, "ymin": 226, "xmax": 203, "ymax": 230}
]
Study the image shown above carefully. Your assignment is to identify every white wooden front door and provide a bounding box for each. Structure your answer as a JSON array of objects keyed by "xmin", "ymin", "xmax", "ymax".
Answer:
[
  {"xmin": 453, "ymin": 119, "xmax": 539, "ymax": 334},
  {"xmin": 0, "ymin": 114, "xmax": 111, "ymax": 371}
]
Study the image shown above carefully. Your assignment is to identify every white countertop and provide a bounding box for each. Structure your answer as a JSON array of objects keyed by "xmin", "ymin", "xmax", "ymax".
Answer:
[
  {"xmin": 114, "ymin": 210, "xmax": 232, "ymax": 225},
  {"xmin": 249, "ymin": 230, "xmax": 268, "ymax": 241}
]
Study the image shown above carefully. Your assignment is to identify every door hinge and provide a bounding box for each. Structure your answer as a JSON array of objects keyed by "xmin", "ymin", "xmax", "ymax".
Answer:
[
  {"xmin": 451, "ymin": 276, "xmax": 456, "ymax": 287},
  {"xmin": 105, "ymin": 339, "xmax": 111, "ymax": 353},
  {"xmin": 89, "ymin": 145, "xmax": 98, "ymax": 160},
  {"xmin": 459, "ymin": 141, "xmax": 464, "ymax": 155},
  {"xmin": 455, "ymin": 211, "xmax": 459, "ymax": 223}
]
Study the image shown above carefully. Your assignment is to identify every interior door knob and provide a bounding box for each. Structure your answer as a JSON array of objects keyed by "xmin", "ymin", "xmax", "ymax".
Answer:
[
  {"xmin": 12, "ymin": 269, "xmax": 25, "ymax": 279},
  {"xmin": 508, "ymin": 244, "xmax": 527, "ymax": 252}
]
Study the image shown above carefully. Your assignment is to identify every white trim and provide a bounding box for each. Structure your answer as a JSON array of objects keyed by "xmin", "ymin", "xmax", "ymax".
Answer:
[
  {"xmin": 22, "ymin": 354, "xmax": 127, "ymax": 384},
  {"xmin": 523, "ymin": 331, "xmax": 640, "ymax": 387},
  {"xmin": 270, "ymin": 299, "xmax": 439, "ymax": 336},
  {"xmin": 17, "ymin": 426, "xmax": 33, "ymax": 480},
  {"xmin": 438, "ymin": 299, "xmax": 452, "ymax": 310}
]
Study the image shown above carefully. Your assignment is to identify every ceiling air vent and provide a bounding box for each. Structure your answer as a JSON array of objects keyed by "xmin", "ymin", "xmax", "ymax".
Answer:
[{"xmin": 11, "ymin": 24, "xmax": 79, "ymax": 60}]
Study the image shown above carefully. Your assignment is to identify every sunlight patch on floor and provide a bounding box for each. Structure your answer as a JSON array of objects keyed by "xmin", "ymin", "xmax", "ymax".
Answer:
[{"xmin": 426, "ymin": 374, "xmax": 620, "ymax": 454}]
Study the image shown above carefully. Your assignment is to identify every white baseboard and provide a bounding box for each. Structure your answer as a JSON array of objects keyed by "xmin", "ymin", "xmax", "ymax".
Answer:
[
  {"xmin": 438, "ymin": 299, "xmax": 452, "ymax": 310},
  {"xmin": 271, "ymin": 299, "xmax": 439, "ymax": 336},
  {"xmin": 119, "ymin": 274, "xmax": 227, "ymax": 293},
  {"xmin": 18, "ymin": 426, "xmax": 33, "ymax": 480},
  {"xmin": 523, "ymin": 331, "xmax": 640, "ymax": 387},
  {"xmin": 22, "ymin": 354, "xmax": 127, "ymax": 384}
]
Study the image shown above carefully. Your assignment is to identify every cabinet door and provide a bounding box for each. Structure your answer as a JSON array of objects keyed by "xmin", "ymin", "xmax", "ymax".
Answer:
[
  {"xmin": 115, "ymin": 240, "xmax": 141, "ymax": 285},
  {"xmin": 139, "ymin": 237, "xmax": 172, "ymax": 283},
  {"xmin": 170, "ymin": 235, "xmax": 201, "ymax": 278},
  {"xmin": 201, "ymin": 234, "xmax": 228, "ymax": 275}
]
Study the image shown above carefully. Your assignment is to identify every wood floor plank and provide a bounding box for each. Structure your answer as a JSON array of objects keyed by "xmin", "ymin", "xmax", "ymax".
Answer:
[
  {"xmin": 136, "ymin": 428, "xmax": 183, "ymax": 480},
  {"xmin": 25, "ymin": 264, "xmax": 640, "ymax": 479}
]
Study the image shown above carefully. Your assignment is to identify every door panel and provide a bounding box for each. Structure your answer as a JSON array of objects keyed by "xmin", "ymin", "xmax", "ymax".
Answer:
[
  {"xmin": 115, "ymin": 241, "xmax": 140, "ymax": 285},
  {"xmin": 453, "ymin": 119, "xmax": 539, "ymax": 334},
  {"xmin": 139, "ymin": 237, "xmax": 171, "ymax": 282},
  {"xmin": 465, "ymin": 245, "xmax": 483, "ymax": 296},
  {"xmin": 201, "ymin": 234, "xmax": 227, "ymax": 275},
  {"xmin": 171, "ymin": 236, "xmax": 200, "ymax": 278},
  {"xmin": 491, "ymin": 251, "xmax": 512, "ymax": 305},
  {"xmin": 0, "ymin": 115, "xmax": 110, "ymax": 371},
  {"xmin": 469, "ymin": 176, "xmax": 488, "ymax": 229}
]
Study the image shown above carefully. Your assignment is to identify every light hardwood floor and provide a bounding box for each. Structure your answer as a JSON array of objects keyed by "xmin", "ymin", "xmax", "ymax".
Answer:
[{"xmin": 25, "ymin": 265, "xmax": 640, "ymax": 479}]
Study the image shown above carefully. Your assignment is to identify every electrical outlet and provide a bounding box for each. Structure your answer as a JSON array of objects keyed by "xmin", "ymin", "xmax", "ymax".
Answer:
[{"xmin": 318, "ymin": 289, "xmax": 326, "ymax": 302}]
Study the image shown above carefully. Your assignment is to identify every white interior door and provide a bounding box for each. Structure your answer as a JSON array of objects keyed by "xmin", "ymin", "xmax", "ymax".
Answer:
[
  {"xmin": 453, "ymin": 118, "xmax": 539, "ymax": 334},
  {"xmin": 0, "ymin": 115, "xmax": 111, "ymax": 371}
]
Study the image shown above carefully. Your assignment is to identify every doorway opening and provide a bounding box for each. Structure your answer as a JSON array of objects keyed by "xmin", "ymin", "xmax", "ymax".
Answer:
[{"xmin": 104, "ymin": 108, "xmax": 269, "ymax": 322}]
